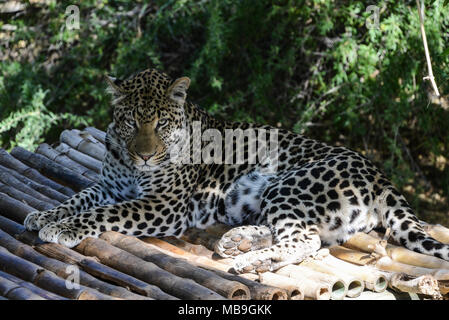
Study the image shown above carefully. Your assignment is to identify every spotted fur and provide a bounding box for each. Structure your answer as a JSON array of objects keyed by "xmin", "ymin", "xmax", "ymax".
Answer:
[{"xmin": 24, "ymin": 68, "xmax": 449, "ymax": 273}]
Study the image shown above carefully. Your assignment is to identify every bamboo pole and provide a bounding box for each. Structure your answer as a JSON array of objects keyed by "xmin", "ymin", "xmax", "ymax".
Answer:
[
  {"xmin": 0, "ymin": 148, "xmax": 75, "ymax": 197},
  {"xmin": 144, "ymin": 237, "xmax": 287, "ymax": 300},
  {"xmin": 36, "ymin": 143, "xmax": 99, "ymax": 181},
  {"xmin": 321, "ymin": 252, "xmax": 388, "ymax": 292},
  {"xmin": 258, "ymin": 272, "xmax": 305, "ymax": 300},
  {"xmin": 344, "ymin": 232, "xmax": 449, "ymax": 270},
  {"xmin": 345, "ymin": 290, "xmax": 399, "ymax": 300},
  {"xmin": 389, "ymin": 273, "xmax": 441, "ymax": 299},
  {"xmin": 83, "ymin": 127, "xmax": 106, "ymax": 144},
  {"xmin": 438, "ymin": 280, "xmax": 449, "ymax": 295},
  {"xmin": 0, "ymin": 217, "xmax": 166, "ymax": 300},
  {"xmin": 31, "ymin": 238, "xmax": 176, "ymax": 299},
  {"xmin": 200, "ymin": 266, "xmax": 288, "ymax": 300},
  {"xmin": 55, "ymin": 143, "xmax": 102, "ymax": 174},
  {"xmin": 0, "ymin": 246, "xmax": 117, "ymax": 300},
  {"xmin": 330, "ymin": 245, "xmax": 449, "ymax": 280},
  {"xmin": 0, "ymin": 270, "xmax": 67, "ymax": 300},
  {"xmin": 0, "ymin": 163, "xmax": 69, "ymax": 204},
  {"xmin": 276, "ymin": 264, "xmax": 347, "ymax": 300},
  {"xmin": 0, "ymin": 227, "xmax": 154, "ymax": 300},
  {"xmin": 75, "ymin": 237, "xmax": 226, "ymax": 300},
  {"xmin": 299, "ymin": 258, "xmax": 365, "ymax": 298},
  {"xmin": 0, "ymin": 192, "xmax": 35, "ymax": 224},
  {"xmin": 142, "ymin": 237, "xmax": 232, "ymax": 272},
  {"xmin": 101, "ymin": 231, "xmax": 250, "ymax": 300},
  {"xmin": 10, "ymin": 146, "xmax": 94, "ymax": 191},
  {"xmin": 329, "ymin": 246, "xmax": 377, "ymax": 266},
  {"xmin": 0, "ymin": 275, "xmax": 47, "ymax": 300},
  {"xmin": 60, "ymin": 129, "xmax": 105, "ymax": 161},
  {"xmin": 374, "ymin": 255, "xmax": 449, "ymax": 280},
  {"xmin": 422, "ymin": 223, "xmax": 449, "ymax": 244},
  {"xmin": 162, "ymin": 236, "xmax": 217, "ymax": 259},
  {"xmin": 0, "ymin": 181, "xmax": 55, "ymax": 211},
  {"xmin": 0, "ymin": 164, "xmax": 62, "ymax": 206},
  {"xmin": 181, "ymin": 227, "xmax": 220, "ymax": 251},
  {"xmin": 0, "ymin": 215, "xmax": 43, "ymax": 246}
]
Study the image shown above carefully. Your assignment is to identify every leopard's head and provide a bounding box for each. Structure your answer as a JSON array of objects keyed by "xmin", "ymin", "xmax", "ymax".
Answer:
[{"xmin": 106, "ymin": 68, "xmax": 190, "ymax": 171}]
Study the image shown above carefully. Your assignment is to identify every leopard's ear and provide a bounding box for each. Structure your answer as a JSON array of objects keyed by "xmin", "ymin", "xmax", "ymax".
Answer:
[
  {"xmin": 105, "ymin": 75, "xmax": 126, "ymax": 95},
  {"xmin": 166, "ymin": 77, "xmax": 190, "ymax": 105}
]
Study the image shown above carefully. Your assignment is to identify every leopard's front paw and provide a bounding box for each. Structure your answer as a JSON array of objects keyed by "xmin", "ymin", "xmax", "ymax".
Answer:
[
  {"xmin": 24, "ymin": 211, "xmax": 55, "ymax": 231},
  {"xmin": 38, "ymin": 221, "xmax": 86, "ymax": 248},
  {"xmin": 232, "ymin": 251, "xmax": 274, "ymax": 274},
  {"xmin": 214, "ymin": 226, "xmax": 272, "ymax": 258}
]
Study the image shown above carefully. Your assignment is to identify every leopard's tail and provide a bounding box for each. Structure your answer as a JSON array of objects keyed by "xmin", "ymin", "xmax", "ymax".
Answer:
[{"xmin": 378, "ymin": 187, "xmax": 449, "ymax": 261}]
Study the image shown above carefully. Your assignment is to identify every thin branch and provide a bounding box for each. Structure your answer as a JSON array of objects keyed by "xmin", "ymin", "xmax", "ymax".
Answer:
[{"xmin": 416, "ymin": 0, "xmax": 440, "ymax": 97}]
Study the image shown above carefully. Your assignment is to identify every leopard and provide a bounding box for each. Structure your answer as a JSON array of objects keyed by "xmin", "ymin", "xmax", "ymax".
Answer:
[{"xmin": 24, "ymin": 67, "xmax": 449, "ymax": 274}]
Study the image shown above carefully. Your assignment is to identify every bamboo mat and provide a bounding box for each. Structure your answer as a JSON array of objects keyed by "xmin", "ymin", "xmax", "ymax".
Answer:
[{"xmin": 0, "ymin": 127, "xmax": 448, "ymax": 300}]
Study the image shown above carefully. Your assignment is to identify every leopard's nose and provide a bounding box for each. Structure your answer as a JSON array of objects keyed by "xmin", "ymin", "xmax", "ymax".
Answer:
[{"xmin": 137, "ymin": 152, "xmax": 155, "ymax": 161}]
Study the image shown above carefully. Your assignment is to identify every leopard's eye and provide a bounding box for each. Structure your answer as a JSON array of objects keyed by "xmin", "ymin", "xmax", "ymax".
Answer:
[
  {"xmin": 125, "ymin": 120, "xmax": 136, "ymax": 129},
  {"xmin": 158, "ymin": 118, "xmax": 169, "ymax": 128}
]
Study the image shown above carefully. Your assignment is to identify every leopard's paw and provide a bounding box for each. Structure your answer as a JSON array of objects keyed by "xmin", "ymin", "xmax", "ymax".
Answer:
[
  {"xmin": 24, "ymin": 211, "xmax": 56, "ymax": 231},
  {"xmin": 214, "ymin": 225, "xmax": 272, "ymax": 258},
  {"xmin": 232, "ymin": 251, "xmax": 274, "ymax": 274},
  {"xmin": 38, "ymin": 221, "xmax": 84, "ymax": 248}
]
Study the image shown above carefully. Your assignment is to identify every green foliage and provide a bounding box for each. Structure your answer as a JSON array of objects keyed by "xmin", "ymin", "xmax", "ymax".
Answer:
[{"xmin": 1, "ymin": 0, "xmax": 449, "ymax": 219}]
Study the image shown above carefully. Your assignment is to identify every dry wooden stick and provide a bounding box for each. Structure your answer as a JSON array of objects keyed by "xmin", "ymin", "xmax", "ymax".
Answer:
[
  {"xmin": 200, "ymin": 266, "xmax": 287, "ymax": 300},
  {"xmin": 83, "ymin": 127, "xmax": 106, "ymax": 144},
  {"xmin": 143, "ymin": 237, "xmax": 287, "ymax": 300},
  {"xmin": 0, "ymin": 227, "xmax": 154, "ymax": 300},
  {"xmin": 0, "ymin": 148, "xmax": 75, "ymax": 197},
  {"xmin": 299, "ymin": 258, "xmax": 364, "ymax": 298},
  {"xmin": 35, "ymin": 243, "xmax": 172, "ymax": 300},
  {"xmin": 142, "ymin": 237, "xmax": 232, "ymax": 272},
  {"xmin": 0, "ymin": 246, "xmax": 117, "ymax": 300},
  {"xmin": 181, "ymin": 227, "xmax": 220, "ymax": 251},
  {"xmin": 421, "ymin": 223, "xmax": 449, "ymax": 244},
  {"xmin": 344, "ymin": 232, "xmax": 449, "ymax": 270},
  {"xmin": 0, "ymin": 163, "xmax": 69, "ymax": 204},
  {"xmin": 276, "ymin": 264, "xmax": 347, "ymax": 300},
  {"xmin": 78, "ymin": 130, "xmax": 107, "ymax": 152},
  {"xmin": 0, "ymin": 181, "xmax": 55, "ymax": 212},
  {"xmin": 328, "ymin": 246, "xmax": 376, "ymax": 266},
  {"xmin": 0, "ymin": 275, "xmax": 47, "ymax": 300},
  {"xmin": 389, "ymin": 273, "xmax": 441, "ymax": 299},
  {"xmin": 0, "ymin": 270, "xmax": 67, "ymax": 300},
  {"xmin": 11, "ymin": 146, "xmax": 94, "ymax": 191},
  {"xmin": 0, "ymin": 164, "xmax": 61, "ymax": 206},
  {"xmin": 0, "ymin": 217, "xmax": 165, "ymax": 300},
  {"xmin": 374, "ymin": 255, "xmax": 449, "ymax": 280},
  {"xmin": 55, "ymin": 143, "xmax": 102, "ymax": 174},
  {"xmin": 257, "ymin": 272, "xmax": 305, "ymax": 300},
  {"xmin": 0, "ymin": 192, "xmax": 35, "ymax": 224},
  {"xmin": 101, "ymin": 231, "xmax": 250, "ymax": 300},
  {"xmin": 332, "ymin": 243, "xmax": 449, "ymax": 281},
  {"xmin": 0, "ymin": 215, "xmax": 41, "ymax": 246},
  {"xmin": 416, "ymin": 0, "xmax": 440, "ymax": 97},
  {"xmin": 321, "ymin": 252, "xmax": 388, "ymax": 292},
  {"xmin": 36, "ymin": 143, "xmax": 99, "ymax": 181},
  {"xmin": 60, "ymin": 129, "xmax": 105, "ymax": 161},
  {"xmin": 162, "ymin": 236, "xmax": 217, "ymax": 259},
  {"xmin": 75, "ymin": 237, "xmax": 225, "ymax": 300}
]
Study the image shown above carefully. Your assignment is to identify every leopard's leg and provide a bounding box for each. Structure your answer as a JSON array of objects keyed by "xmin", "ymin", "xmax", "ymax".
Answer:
[
  {"xmin": 24, "ymin": 183, "xmax": 115, "ymax": 231},
  {"xmin": 232, "ymin": 222, "xmax": 321, "ymax": 273},
  {"xmin": 38, "ymin": 198, "xmax": 189, "ymax": 248},
  {"xmin": 214, "ymin": 225, "xmax": 273, "ymax": 258},
  {"xmin": 377, "ymin": 186, "xmax": 449, "ymax": 260}
]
